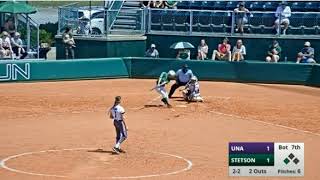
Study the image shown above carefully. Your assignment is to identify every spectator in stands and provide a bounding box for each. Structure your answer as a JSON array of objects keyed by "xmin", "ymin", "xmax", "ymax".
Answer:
[
  {"xmin": 197, "ymin": 39, "xmax": 208, "ymax": 60},
  {"xmin": 0, "ymin": 31, "xmax": 13, "ymax": 58},
  {"xmin": 0, "ymin": 35, "xmax": 5, "ymax": 58},
  {"xmin": 140, "ymin": 1, "xmax": 151, "ymax": 8},
  {"xmin": 164, "ymin": 0, "xmax": 178, "ymax": 9},
  {"xmin": 266, "ymin": 40, "xmax": 281, "ymax": 62},
  {"xmin": 232, "ymin": 39, "xmax": 246, "ymax": 61},
  {"xmin": 234, "ymin": 2, "xmax": 250, "ymax": 34},
  {"xmin": 152, "ymin": 0, "xmax": 165, "ymax": 8},
  {"xmin": 177, "ymin": 49, "xmax": 190, "ymax": 60},
  {"xmin": 296, "ymin": 41, "xmax": 316, "ymax": 64},
  {"xmin": 11, "ymin": 32, "xmax": 28, "ymax": 59},
  {"xmin": 3, "ymin": 17, "xmax": 16, "ymax": 37},
  {"xmin": 212, "ymin": 37, "xmax": 231, "ymax": 61},
  {"xmin": 78, "ymin": 16, "xmax": 91, "ymax": 35},
  {"xmin": 274, "ymin": 1, "xmax": 291, "ymax": 35},
  {"xmin": 145, "ymin": 44, "xmax": 159, "ymax": 58},
  {"xmin": 62, "ymin": 27, "xmax": 76, "ymax": 59}
]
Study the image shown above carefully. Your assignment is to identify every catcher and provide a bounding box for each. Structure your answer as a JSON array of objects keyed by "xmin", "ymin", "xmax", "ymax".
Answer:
[
  {"xmin": 181, "ymin": 76, "xmax": 204, "ymax": 102},
  {"xmin": 152, "ymin": 70, "xmax": 176, "ymax": 107}
]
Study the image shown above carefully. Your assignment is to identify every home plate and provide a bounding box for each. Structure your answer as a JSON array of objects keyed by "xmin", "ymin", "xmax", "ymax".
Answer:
[{"xmin": 176, "ymin": 105, "xmax": 187, "ymax": 108}]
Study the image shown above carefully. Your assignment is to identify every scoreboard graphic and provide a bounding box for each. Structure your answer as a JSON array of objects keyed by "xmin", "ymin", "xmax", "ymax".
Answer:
[{"xmin": 229, "ymin": 142, "xmax": 304, "ymax": 177}]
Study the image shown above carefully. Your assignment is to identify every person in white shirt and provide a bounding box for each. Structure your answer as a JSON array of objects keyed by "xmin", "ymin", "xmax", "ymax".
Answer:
[
  {"xmin": 197, "ymin": 39, "xmax": 208, "ymax": 60},
  {"xmin": 0, "ymin": 31, "xmax": 13, "ymax": 58},
  {"xmin": 145, "ymin": 44, "xmax": 159, "ymax": 58},
  {"xmin": 232, "ymin": 39, "xmax": 246, "ymax": 61},
  {"xmin": 109, "ymin": 96, "xmax": 127, "ymax": 154},
  {"xmin": 274, "ymin": 1, "xmax": 291, "ymax": 35}
]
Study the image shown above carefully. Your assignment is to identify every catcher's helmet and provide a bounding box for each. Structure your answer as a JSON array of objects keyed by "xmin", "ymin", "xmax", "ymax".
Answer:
[{"xmin": 168, "ymin": 70, "xmax": 176, "ymax": 78}]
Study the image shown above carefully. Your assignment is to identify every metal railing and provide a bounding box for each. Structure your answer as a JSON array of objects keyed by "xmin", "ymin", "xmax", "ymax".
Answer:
[
  {"xmin": 18, "ymin": 14, "xmax": 40, "ymax": 58},
  {"xmin": 147, "ymin": 8, "xmax": 320, "ymax": 36},
  {"xmin": 57, "ymin": 7, "xmax": 320, "ymax": 37},
  {"xmin": 107, "ymin": 9, "xmax": 145, "ymax": 34},
  {"xmin": 58, "ymin": 7, "xmax": 145, "ymax": 36}
]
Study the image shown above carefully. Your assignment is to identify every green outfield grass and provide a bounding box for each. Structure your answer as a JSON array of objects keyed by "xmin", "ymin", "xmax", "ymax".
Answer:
[{"xmin": 29, "ymin": 1, "xmax": 104, "ymax": 8}]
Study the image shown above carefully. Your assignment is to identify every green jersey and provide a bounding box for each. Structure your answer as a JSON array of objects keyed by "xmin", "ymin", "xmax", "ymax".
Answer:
[
  {"xmin": 268, "ymin": 45, "xmax": 282, "ymax": 58},
  {"xmin": 157, "ymin": 72, "xmax": 170, "ymax": 86}
]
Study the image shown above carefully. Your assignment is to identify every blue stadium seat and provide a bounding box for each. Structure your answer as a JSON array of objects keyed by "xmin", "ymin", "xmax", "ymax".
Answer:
[
  {"xmin": 226, "ymin": 1, "xmax": 238, "ymax": 10},
  {"xmin": 173, "ymin": 11, "xmax": 190, "ymax": 31},
  {"xmin": 177, "ymin": 1, "xmax": 190, "ymax": 9},
  {"xmin": 262, "ymin": 13, "xmax": 275, "ymax": 27},
  {"xmin": 151, "ymin": 10, "xmax": 162, "ymax": 24},
  {"xmin": 304, "ymin": 2, "xmax": 320, "ymax": 12},
  {"xmin": 291, "ymin": 2, "xmax": 305, "ymax": 12},
  {"xmin": 173, "ymin": 11, "xmax": 189, "ymax": 25},
  {"xmin": 211, "ymin": 12, "xmax": 231, "ymax": 33},
  {"xmin": 202, "ymin": 1, "xmax": 215, "ymax": 10},
  {"xmin": 161, "ymin": 10, "xmax": 174, "ymax": 31},
  {"xmin": 302, "ymin": 13, "xmax": 318, "ymax": 27},
  {"xmin": 150, "ymin": 10, "xmax": 163, "ymax": 31},
  {"xmin": 200, "ymin": 12, "xmax": 212, "ymax": 26},
  {"xmin": 243, "ymin": 1, "xmax": 252, "ymax": 9},
  {"xmin": 193, "ymin": 11, "xmax": 212, "ymax": 32},
  {"xmin": 248, "ymin": 13, "xmax": 263, "ymax": 27},
  {"xmin": 263, "ymin": 2, "xmax": 278, "ymax": 11},
  {"xmin": 249, "ymin": 2, "xmax": 265, "ymax": 11},
  {"xmin": 189, "ymin": 1, "xmax": 203, "ymax": 10},
  {"xmin": 211, "ymin": 12, "xmax": 229, "ymax": 25},
  {"xmin": 213, "ymin": 1, "xmax": 227, "ymax": 10},
  {"xmin": 290, "ymin": 13, "xmax": 303, "ymax": 27}
]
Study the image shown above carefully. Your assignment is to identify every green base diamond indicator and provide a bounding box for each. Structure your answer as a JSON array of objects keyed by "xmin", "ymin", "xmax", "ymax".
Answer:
[{"xmin": 229, "ymin": 142, "xmax": 304, "ymax": 177}]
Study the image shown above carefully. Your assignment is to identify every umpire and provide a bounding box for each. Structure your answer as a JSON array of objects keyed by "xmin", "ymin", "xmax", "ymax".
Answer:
[{"xmin": 168, "ymin": 64, "xmax": 193, "ymax": 98}]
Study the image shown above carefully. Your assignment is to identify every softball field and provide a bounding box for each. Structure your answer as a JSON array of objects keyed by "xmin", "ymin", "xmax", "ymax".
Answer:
[{"xmin": 0, "ymin": 79, "xmax": 319, "ymax": 180}]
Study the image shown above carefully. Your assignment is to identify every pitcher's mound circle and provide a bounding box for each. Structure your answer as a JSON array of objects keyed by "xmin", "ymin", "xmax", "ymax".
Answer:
[{"xmin": 0, "ymin": 148, "xmax": 192, "ymax": 179}]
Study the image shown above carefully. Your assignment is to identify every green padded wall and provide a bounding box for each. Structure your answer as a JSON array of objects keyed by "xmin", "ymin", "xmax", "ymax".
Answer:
[
  {"xmin": 0, "ymin": 58, "xmax": 319, "ymax": 87},
  {"xmin": 129, "ymin": 58, "xmax": 315, "ymax": 85},
  {"xmin": 307, "ymin": 64, "xmax": 320, "ymax": 87},
  {"xmin": 55, "ymin": 37, "xmax": 146, "ymax": 59},
  {"xmin": 0, "ymin": 58, "xmax": 128, "ymax": 82}
]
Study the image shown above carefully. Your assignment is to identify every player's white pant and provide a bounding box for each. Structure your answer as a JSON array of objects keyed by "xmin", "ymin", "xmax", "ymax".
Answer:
[
  {"xmin": 182, "ymin": 90, "xmax": 203, "ymax": 102},
  {"xmin": 156, "ymin": 86, "xmax": 168, "ymax": 99}
]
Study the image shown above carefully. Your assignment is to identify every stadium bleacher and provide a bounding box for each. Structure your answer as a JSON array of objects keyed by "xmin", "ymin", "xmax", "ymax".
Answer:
[
  {"xmin": 176, "ymin": 1, "xmax": 320, "ymax": 12},
  {"xmin": 149, "ymin": 1, "xmax": 320, "ymax": 35}
]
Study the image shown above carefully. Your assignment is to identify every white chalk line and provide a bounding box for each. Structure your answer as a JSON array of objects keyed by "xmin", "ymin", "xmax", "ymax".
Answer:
[
  {"xmin": 0, "ymin": 148, "xmax": 192, "ymax": 179},
  {"xmin": 209, "ymin": 110, "xmax": 320, "ymax": 137}
]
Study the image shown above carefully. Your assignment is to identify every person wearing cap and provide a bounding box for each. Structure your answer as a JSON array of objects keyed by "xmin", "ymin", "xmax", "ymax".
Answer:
[
  {"xmin": 168, "ymin": 64, "xmax": 193, "ymax": 98},
  {"xmin": 234, "ymin": 2, "xmax": 250, "ymax": 34},
  {"xmin": 296, "ymin": 42, "xmax": 316, "ymax": 64},
  {"xmin": 77, "ymin": 16, "xmax": 91, "ymax": 35},
  {"xmin": 266, "ymin": 40, "xmax": 282, "ymax": 63},
  {"xmin": 197, "ymin": 39, "xmax": 208, "ymax": 60},
  {"xmin": 145, "ymin": 44, "xmax": 159, "ymax": 58},
  {"xmin": 274, "ymin": 1, "xmax": 291, "ymax": 35},
  {"xmin": 212, "ymin": 37, "xmax": 231, "ymax": 61},
  {"xmin": 11, "ymin": 32, "xmax": 28, "ymax": 59},
  {"xmin": 109, "ymin": 96, "xmax": 128, "ymax": 154},
  {"xmin": 0, "ymin": 31, "xmax": 13, "ymax": 58}
]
